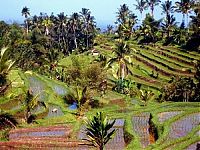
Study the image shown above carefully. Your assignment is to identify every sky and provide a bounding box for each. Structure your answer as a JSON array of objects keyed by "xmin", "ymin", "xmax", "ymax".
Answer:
[{"xmin": 0, "ymin": 0, "xmax": 184, "ymax": 30}]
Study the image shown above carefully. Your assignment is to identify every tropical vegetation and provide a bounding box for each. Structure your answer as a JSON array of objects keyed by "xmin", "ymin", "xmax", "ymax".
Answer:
[{"xmin": 0, "ymin": 0, "xmax": 199, "ymax": 149}]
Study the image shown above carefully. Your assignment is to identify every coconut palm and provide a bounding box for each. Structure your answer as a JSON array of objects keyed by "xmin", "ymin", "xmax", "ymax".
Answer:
[
  {"xmin": 80, "ymin": 8, "xmax": 96, "ymax": 49},
  {"xmin": 116, "ymin": 4, "xmax": 137, "ymax": 40},
  {"xmin": 161, "ymin": 0, "xmax": 176, "ymax": 40},
  {"xmin": 42, "ymin": 17, "xmax": 53, "ymax": 36},
  {"xmin": 175, "ymin": 0, "xmax": 195, "ymax": 27},
  {"xmin": 139, "ymin": 13, "xmax": 161, "ymax": 43},
  {"xmin": 107, "ymin": 40, "xmax": 133, "ymax": 81},
  {"xmin": 21, "ymin": 6, "xmax": 31, "ymax": 34},
  {"xmin": 161, "ymin": 0, "xmax": 175, "ymax": 16},
  {"xmin": 106, "ymin": 25, "xmax": 114, "ymax": 35},
  {"xmin": 117, "ymin": 4, "xmax": 130, "ymax": 24},
  {"xmin": 146, "ymin": 0, "xmax": 161, "ymax": 17},
  {"xmin": 70, "ymin": 12, "xmax": 80, "ymax": 49},
  {"xmin": 84, "ymin": 112, "xmax": 116, "ymax": 150},
  {"xmin": 134, "ymin": 0, "xmax": 148, "ymax": 23}
]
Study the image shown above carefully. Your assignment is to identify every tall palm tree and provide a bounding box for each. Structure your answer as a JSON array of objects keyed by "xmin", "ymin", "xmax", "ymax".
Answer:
[
  {"xmin": 117, "ymin": 4, "xmax": 130, "ymax": 25},
  {"xmin": 56, "ymin": 12, "xmax": 68, "ymax": 54},
  {"xmin": 84, "ymin": 112, "xmax": 116, "ymax": 150},
  {"xmin": 70, "ymin": 12, "xmax": 80, "ymax": 49},
  {"xmin": 175, "ymin": 0, "xmax": 195, "ymax": 27},
  {"xmin": 161, "ymin": 0, "xmax": 175, "ymax": 16},
  {"xmin": 42, "ymin": 17, "xmax": 53, "ymax": 36},
  {"xmin": 21, "ymin": 6, "xmax": 31, "ymax": 34},
  {"xmin": 106, "ymin": 25, "xmax": 114, "ymax": 35},
  {"xmin": 80, "ymin": 8, "xmax": 96, "ymax": 49},
  {"xmin": 134, "ymin": 0, "xmax": 148, "ymax": 23},
  {"xmin": 116, "ymin": 4, "xmax": 137, "ymax": 40},
  {"xmin": 161, "ymin": 0, "xmax": 176, "ymax": 39},
  {"xmin": 146, "ymin": 0, "xmax": 161, "ymax": 17},
  {"xmin": 107, "ymin": 41, "xmax": 133, "ymax": 81}
]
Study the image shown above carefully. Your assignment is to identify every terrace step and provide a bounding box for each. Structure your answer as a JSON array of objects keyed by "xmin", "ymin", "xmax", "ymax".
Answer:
[
  {"xmin": 186, "ymin": 142, "xmax": 200, "ymax": 150},
  {"xmin": 158, "ymin": 111, "xmax": 183, "ymax": 123},
  {"xmin": 9, "ymin": 125, "xmax": 72, "ymax": 140},
  {"xmin": 0, "ymin": 125, "xmax": 93, "ymax": 149},
  {"xmin": 0, "ymin": 141, "xmax": 90, "ymax": 150},
  {"xmin": 167, "ymin": 113, "xmax": 200, "ymax": 139}
]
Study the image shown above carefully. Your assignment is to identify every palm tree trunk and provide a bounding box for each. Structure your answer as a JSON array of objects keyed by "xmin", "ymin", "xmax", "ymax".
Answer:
[
  {"xmin": 73, "ymin": 26, "xmax": 78, "ymax": 49},
  {"xmin": 120, "ymin": 62, "xmax": 125, "ymax": 81},
  {"xmin": 182, "ymin": 14, "xmax": 185, "ymax": 27},
  {"xmin": 186, "ymin": 13, "xmax": 189, "ymax": 34},
  {"xmin": 141, "ymin": 12, "xmax": 143, "ymax": 25},
  {"xmin": 151, "ymin": 5, "xmax": 154, "ymax": 17},
  {"xmin": 26, "ymin": 20, "xmax": 29, "ymax": 34}
]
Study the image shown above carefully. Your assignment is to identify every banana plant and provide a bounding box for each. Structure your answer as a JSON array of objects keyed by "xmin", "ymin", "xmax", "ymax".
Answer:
[
  {"xmin": 0, "ymin": 47, "xmax": 15, "ymax": 91},
  {"xmin": 24, "ymin": 90, "xmax": 46, "ymax": 123},
  {"xmin": 66, "ymin": 86, "xmax": 89, "ymax": 116}
]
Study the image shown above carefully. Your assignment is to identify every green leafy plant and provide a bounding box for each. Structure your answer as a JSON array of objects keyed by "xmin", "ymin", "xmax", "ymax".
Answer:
[
  {"xmin": 84, "ymin": 112, "xmax": 116, "ymax": 150},
  {"xmin": 0, "ymin": 47, "xmax": 15, "ymax": 94},
  {"xmin": 66, "ymin": 86, "xmax": 90, "ymax": 116},
  {"xmin": 24, "ymin": 90, "xmax": 46, "ymax": 123},
  {"xmin": 0, "ymin": 111, "xmax": 18, "ymax": 129}
]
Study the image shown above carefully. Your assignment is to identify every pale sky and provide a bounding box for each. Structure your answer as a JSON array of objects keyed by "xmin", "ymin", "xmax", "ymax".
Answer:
[{"xmin": 0, "ymin": 0, "xmax": 183, "ymax": 29}]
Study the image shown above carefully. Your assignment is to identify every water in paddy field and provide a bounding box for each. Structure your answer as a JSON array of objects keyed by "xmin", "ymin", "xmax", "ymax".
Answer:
[
  {"xmin": 28, "ymin": 75, "xmax": 71, "ymax": 116},
  {"xmin": 28, "ymin": 76, "xmax": 47, "ymax": 101},
  {"xmin": 28, "ymin": 75, "xmax": 69, "ymax": 99},
  {"xmin": 46, "ymin": 105, "xmax": 64, "ymax": 118},
  {"xmin": 68, "ymin": 102, "xmax": 77, "ymax": 110}
]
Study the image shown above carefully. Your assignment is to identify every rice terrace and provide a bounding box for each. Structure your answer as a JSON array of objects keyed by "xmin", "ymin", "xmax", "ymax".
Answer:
[{"xmin": 0, "ymin": 0, "xmax": 199, "ymax": 149}]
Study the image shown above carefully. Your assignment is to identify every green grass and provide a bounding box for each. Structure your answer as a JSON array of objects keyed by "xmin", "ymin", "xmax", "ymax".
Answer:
[
  {"xmin": 131, "ymin": 52, "xmax": 193, "ymax": 77},
  {"xmin": 164, "ymin": 46, "xmax": 200, "ymax": 61},
  {"xmin": 147, "ymin": 45, "xmax": 195, "ymax": 63}
]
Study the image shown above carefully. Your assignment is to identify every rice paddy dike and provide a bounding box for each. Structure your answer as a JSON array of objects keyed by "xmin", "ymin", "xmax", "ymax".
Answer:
[{"xmin": 0, "ymin": 36, "xmax": 199, "ymax": 149}]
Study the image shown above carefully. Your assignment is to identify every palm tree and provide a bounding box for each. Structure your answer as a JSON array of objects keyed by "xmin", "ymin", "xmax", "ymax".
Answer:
[
  {"xmin": 42, "ymin": 17, "xmax": 53, "ymax": 36},
  {"xmin": 80, "ymin": 8, "xmax": 96, "ymax": 49},
  {"xmin": 56, "ymin": 12, "xmax": 68, "ymax": 54},
  {"xmin": 134, "ymin": 0, "xmax": 148, "ymax": 23},
  {"xmin": 107, "ymin": 40, "xmax": 133, "ymax": 81},
  {"xmin": 146, "ymin": 0, "xmax": 161, "ymax": 17},
  {"xmin": 161, "ymin": 0, "xmax": 175, "ymax": 16},
  {"xmin": 116, "ymin": 4, "xmax": 137, "ymax": 40},
  {"xmin": 161, "ymin": 0, "xmax": 176, "ymax": 39},
  {"xmin": 175, "ymin": 0, "xmax": 194, "ymax": 27},
  {"xmin": 70, "ymin": 12, "xmax": 80, "ymax": 49},
  {"xmin": 139, "ymin": 13, "xmax": 161, "ymax": 43},
  {"xmin": 21, "ymin": 6, "xmax": 31, "ymax": 34},
  {"xmin": 106, "ymin": 25, "xmax": 113, "ymax": 35},
  {"xmin": 117, "ymin": 4, "xmax": 130, "ymax": 24},
  {"xmin": 84, "ymin": 112, "xmax": 116, "ymax": 150}
]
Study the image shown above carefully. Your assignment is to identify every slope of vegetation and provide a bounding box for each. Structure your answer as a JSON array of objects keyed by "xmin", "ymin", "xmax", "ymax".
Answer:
[{"xmin": 0, "ymin": 0, "xmax": 200, "ymax": 149}]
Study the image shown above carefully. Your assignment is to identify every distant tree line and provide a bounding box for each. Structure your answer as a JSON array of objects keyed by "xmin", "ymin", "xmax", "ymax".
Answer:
[{"xmin": 0, "ymin": 8, "xmax": 97, "ymax": 70}]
